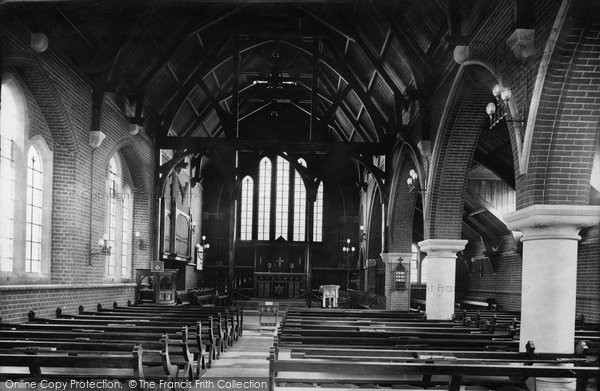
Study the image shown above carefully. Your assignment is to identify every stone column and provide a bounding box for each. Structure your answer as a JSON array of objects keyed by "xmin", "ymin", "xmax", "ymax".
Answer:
[
  {"xmin": 380, "ymin": 252, "xmax": 412, "ymax": 311},
  {"xmin": 418, "ymin": 239, "xmax": 467, "ymax": 320},
  {"xmin": 504, "ymin": 205, "xmax": 600, "ymax": 353}
]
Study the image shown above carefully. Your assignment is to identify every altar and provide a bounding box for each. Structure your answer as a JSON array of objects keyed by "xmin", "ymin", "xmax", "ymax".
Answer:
[{"xmin": 254, "ymin": 272, "xmax": 305, "ymax": 298}]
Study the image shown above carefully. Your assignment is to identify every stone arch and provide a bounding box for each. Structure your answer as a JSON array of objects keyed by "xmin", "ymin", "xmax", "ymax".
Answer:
[
  {"xmin": 425, "ymin": 64, "xmax": 500, "ymax": 240},
  {"xmin": 3, "ymin": 51, "xmax": 78, "ymax": 155}
]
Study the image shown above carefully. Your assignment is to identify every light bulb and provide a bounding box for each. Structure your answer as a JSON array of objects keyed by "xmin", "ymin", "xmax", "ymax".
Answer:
[
  {"xmin": 202, "ymin": 235, "xmax": 206, "ymax": 241},
  {"xmin": 492, "ymin": 84, "xmax": 503, "ymax": 97},
  {"xmin": 103, "ymin": 233, "xmax": 109, "ymax": 241},
  {"xmin": 351, "ymin": 247, "xmax": 355, "ymax": 252},
  {"xmin": 409, "ymin": 169, "xmax": 417, "ymax": 178},
  {"xmin": 500, "ymin": 88, "xmax": 512, "ymax": 101},
  {"xmin": 407, "ymin": 177, "xmax": 413, "ymax": 186},
  {"xmin": 346, "ymin": 238, "xmax": 351, "ymax": 244},
  {"xmin": 486, "ymin": 102, "xmax": 496, "ymax": 115}
]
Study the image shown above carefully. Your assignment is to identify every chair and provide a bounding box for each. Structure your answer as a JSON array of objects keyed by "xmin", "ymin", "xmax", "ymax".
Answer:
[{"xmin": 319, "ymin": 285, "xmax": 340, "ymax": 308}]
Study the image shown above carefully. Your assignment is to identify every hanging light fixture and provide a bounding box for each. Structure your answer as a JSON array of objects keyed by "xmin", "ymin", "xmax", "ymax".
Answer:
[
  {"xmin": 486, "ymin": 84, "xmax": 526, "ymax": 130},
  {"xmin": 406, "ymin": 169, "xmax": 426, "ymax": 194}
]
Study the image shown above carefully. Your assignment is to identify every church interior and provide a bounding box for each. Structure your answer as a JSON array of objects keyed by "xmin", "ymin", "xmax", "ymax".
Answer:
[{"xmin": 1, "ymin": 0, "xmax": 599, "ymax": 389}]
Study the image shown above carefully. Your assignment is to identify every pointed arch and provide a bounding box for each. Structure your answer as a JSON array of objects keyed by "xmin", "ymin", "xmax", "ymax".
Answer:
[
  {"xmin": 257, "ymin": 157, "xmax": 272, "ymax": 240},
  {"xmin": 240, "ymin": 176, "xmax": 254, "ymax": 240}
]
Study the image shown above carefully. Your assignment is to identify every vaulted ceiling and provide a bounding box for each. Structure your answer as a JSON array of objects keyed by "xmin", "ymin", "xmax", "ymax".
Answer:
[{"xmin": 11, "ymin": 0, "xmax": 494, "ymax": 147}]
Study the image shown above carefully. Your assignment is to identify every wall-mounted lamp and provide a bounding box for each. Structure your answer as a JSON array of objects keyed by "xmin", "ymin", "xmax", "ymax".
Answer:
[
  {"xmin": 486, "ymin": 84, "xmax": 526, "ymax": 131},
  {"xmin": 201, "ymin": 235, "xmax": 210, "ymax": 252},
  {"xmin": 359, "ymin": 225, "xmax": 366, "ymax": 243},
  {"xmin": 135, "ymin": 231, "xmax": 143, "ymax": 250},
  {"xmin": 406, "ymin": 169, "xmax": 426, "ymax": 194},
  {"xmin": 91, "ymin": 233, "xmax": 112, "ymax": 256}
]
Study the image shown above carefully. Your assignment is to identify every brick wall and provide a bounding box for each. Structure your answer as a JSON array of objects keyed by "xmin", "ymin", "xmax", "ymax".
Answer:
[
  {"xmin": 458, "ymin": 228, "xmax": 600, "ymax": 322},
  {"xmin": 0, "ymin": 284, "xmax": 135, "ymax": 323},
  {"xmin": 0, "ymin": 20, "xmax": 154, "ymax": 322}
]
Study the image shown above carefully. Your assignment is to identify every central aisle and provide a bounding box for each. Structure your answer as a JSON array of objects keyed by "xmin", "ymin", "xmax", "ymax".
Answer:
[{"xmin": 202, "ymin": 329, "xmax": 274, "ymax": 377}]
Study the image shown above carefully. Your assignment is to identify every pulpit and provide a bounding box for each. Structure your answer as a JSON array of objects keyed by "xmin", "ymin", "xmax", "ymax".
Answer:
[
  {"xmin": 320, "ymin": 284, "xmax": 340, "ymax": 308},
  {"xmin": 254, "ymin": 272, "xmax": 305, "ymax": 298},
  {"xmin": 136, "ymin": 268, "xmax": 178, "ymax": 305}
]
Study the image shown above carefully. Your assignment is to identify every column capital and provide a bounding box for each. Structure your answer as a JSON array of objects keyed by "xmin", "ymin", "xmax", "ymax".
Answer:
[
  {"xmin": 504, "ymin": 205, "xmax": 600, "ymax": 241},
  {"xmin": 418, "ymin": 239, "xmax": 467, "ymax": 258},
  {"xmin": 380, "ymin": 252, "xmax": 412, "ymax": 265}
]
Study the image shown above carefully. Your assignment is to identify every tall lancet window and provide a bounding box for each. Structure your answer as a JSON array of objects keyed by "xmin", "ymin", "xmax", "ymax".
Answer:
[
  {"xmin": 293, "ymin": 159, "xmax": 307, "ymax": 241},
  {"xmin": 257, "ymin": 157, "xmax": 271, "ymax": 240},
  {"xmin": 121, "ymin": 186, "xmax": 132, "ymax": 278},
  {"xmin": 26, "ymin": 147, "xmax": 43, "ymax": 273},
  {"xmin": 0, "ymin": 79, "xmax": 20, "ymax": 272},
  {"xmin": 313, "ymin": 182, "xmax": 323, "ymax": 242},
  {"xmin": 240, "ymin": 176, "xmax": 253, "ymax": 240},
  {"xmin": 275, "ymin": 156, "xmax": 289, "ymax": 239},
  {"xmin": 107, "ymin": 157, "xmax": 118, "ymax": 276}
]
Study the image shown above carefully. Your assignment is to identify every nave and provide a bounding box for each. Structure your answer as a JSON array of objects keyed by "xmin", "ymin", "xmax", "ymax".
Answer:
[
  {"xmin": 1, "ymin": 300, "xmax": 598, "ymax": 390},
  {"xmin": 1, "ymin": 0, "xmax": 600, "ymax": 390}
]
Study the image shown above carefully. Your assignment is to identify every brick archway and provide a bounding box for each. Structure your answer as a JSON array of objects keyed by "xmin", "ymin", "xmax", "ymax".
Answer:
[
  {"xmin": 4, "ymin": 52, "xmax": 78, "ymax": 155},
  {"xmin": 517, "ymin": 2, "xmax": 600, "ymax": 208},
  {"xmin": 387, "ymin": 143, "xmax": 422, "ymax": 253},
  {"xmin": 425, "ymin": 65, "xmax": 497, "ymax": 240}
]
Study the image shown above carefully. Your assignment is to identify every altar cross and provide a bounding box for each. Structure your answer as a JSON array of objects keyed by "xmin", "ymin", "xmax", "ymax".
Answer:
[{"xmin": 276, "ymin": 257, "xmax": 284, "ymax": 271}]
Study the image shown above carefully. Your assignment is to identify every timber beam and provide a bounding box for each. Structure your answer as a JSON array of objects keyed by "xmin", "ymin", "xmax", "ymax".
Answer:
[{"xmin": 157, "ymin": 136, "xmax": 390, "ymax": 155}]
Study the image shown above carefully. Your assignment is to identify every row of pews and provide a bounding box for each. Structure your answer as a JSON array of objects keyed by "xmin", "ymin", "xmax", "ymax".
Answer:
[
  {"xmin": 0, "ymin": 301, "xmax": 242, "ymax": 386},
  {"xmin": 269, "ymin": 308, "xmax": 599, "ymax": 391}
]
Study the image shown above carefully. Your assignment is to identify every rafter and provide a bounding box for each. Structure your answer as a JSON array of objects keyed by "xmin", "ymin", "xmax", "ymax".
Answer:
[
  {"xmin": 157, "ymin": 137, "xmax": 390, "ymax": 155},
  {"xmin": 320, "ymin": 84, "xmax": 353, "ymax": 131},
  {"xmin": 280, "ymin": 39, "xmax": 389, "ymax": 138}
]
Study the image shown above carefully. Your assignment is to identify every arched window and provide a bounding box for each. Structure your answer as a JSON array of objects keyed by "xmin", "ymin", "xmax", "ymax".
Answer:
[
  {"xmin": 420, "ymin": 257, "xmax": 428, "ymax": 285},
  {"xmin": 257, "ymin": 158, "xmax": 271, "ymax": 240},
  {"xmin": 107, "ymin": 157, "xmax": 119, "ymax": 276},
  {"xmin": 293, "ymin": 159, "xmax": 307, "ymax": 241},
  {"xmin": 275, "ymin": 156, "xmax": 289, "ymax": 239},
  {"xmin": 241, "ymin": 156, "xmax": 325, "ymax": 243},
  {"xmin": 410, "ymin": 243, "xmax": 419, "ymax": 283},
  {"xmin": 0, "ymin": 76, "xmax": 52, "ymax": 283},
  {"xmin": 121, "ymin": 185, "xmax": 132, "ymax": 278},
  {"xmin": 313, "ymin": 182, "xmax": 323, "ymax": 242},
  {"xmin": 26, "ymin": 146, "xmax": 43, "ymax": 273},
  {"xmin": 0, "ymin": 81, "xmax": 19, "ymax": 272},
  {"xmin": 240, "ymin": 176, "xmax": 253, "ymax": 240},
  {"xmin": 105, "ymin": 153, "xmax": 132, "ymax": 280}
]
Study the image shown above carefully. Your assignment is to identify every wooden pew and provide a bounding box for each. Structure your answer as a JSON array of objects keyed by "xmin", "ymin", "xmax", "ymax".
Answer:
[
  {"xmin": 1, "ymin": 318, "xmax": 204, "ymax": 378},
  {"xmin": 0, "ymin": 326, "xmax": 193, "ymax": 378},
  {"xmin": 268, "ymin": 346, "xmax": 598, "ymax": 391},
  {"xmin": 0, "ymin": 344, "xmax": 178, "ymax": 385},
  {"xmin": 112, "ymin": 301, "xmax": 243, "ymax": 339},
  {"xmin": 20, "ymin": 309, "xmax": 217, "ymax": 368}
]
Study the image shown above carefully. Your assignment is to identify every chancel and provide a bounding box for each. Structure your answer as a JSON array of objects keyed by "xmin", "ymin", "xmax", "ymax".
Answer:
[{"xmin": 0, "ymin": 0, "xmax": 599, "ymax": 389}]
